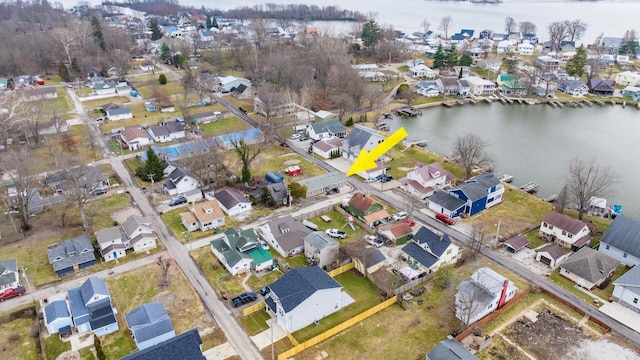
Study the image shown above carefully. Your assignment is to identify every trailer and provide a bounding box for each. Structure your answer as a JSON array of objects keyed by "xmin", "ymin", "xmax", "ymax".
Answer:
[{"xmin": 285, "ymin": 166, "xmax": 302, "ymax": 177}]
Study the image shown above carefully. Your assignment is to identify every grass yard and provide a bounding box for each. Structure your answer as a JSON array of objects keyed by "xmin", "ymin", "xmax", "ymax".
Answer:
[
  {"xmin": 0, "ymin": 315, "xmax": 39, "ymax": 360},
  {"xmin": 412, "ymin": 95, "xmax": 446, "ymax": 106},
  {"xmin": 190, "ymin": 247, "xmax": 246, "ymax": 295},
  {"xmin": 105, "ymin": 262, "xmax": 219, "ymax": 356},
  {"xmin": 548, "ymin": 270, "xmax": 603, "ymax": 306},
  {"xmin": 246, "ymin": 271, "xmax": 282, "ymax": 292},
  {"xmin": 385, "ymin": 144, "xmax": 465, "ymax": 181},
  {"xmin": 38, "ymin": 87, "xmax": 72, "ymax": 116},
  {"xmin": 86, "ymin": 193, "xmax": 134, "ymax": 230},
  {"xmin": 43, "ymin": 332, "xmax": 71, "ymax": 360},
  {"xmin": 81, "ymin": 96, "xmax": 130, "ymax": 110},
  {"xmin": 523, "ymin": 229, "xmax": 547, "ymax": 249},
  {"xmin": 198, "ymin": 116, "xmax": 251, "ymax": 135},
  {"xmin": 593, "ymin": 265, "xmax": 631, "ymax": 299},
  {"xmin": 161, "ymin": 207, "xmax": 238, "ymax": 244},
  {"xmin": 305, "ymin": 210, "xmax": 368, "ymax": 245},
  {"xmin": 239, "ymin": 310, "xmax": 272, "ymax": 336}
]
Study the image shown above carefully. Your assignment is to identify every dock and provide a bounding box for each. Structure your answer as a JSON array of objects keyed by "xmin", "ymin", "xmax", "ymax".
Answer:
[
  {"xmin": 520, "ymin": 182, "xmax": 540, "ymax": 193},
  {"xmin": 443, "ymin": 101, "xmax": 456, "ymax": 108},
  {"xmin": 394, "ymin": 106, "xmax": 422, "ymax": 117},
  {"xmin": 542, "ymin": 193, "xmax": 558, "ymax": 202},
  {"xmin": 498, "ymin": 174, "xmax": 514, "ymax": 183},
  {"xmin": 593, "ymin": 99, "xmax": 605, "ymax": 106}
]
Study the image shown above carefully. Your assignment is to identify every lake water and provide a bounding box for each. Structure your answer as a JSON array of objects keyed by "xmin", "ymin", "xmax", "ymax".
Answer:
[{"xmin": 385, "ymin": 103, "xmax": 640, "ymax": 216}]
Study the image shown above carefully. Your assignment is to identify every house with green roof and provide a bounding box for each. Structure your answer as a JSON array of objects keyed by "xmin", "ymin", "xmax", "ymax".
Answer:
[
  {"xmin": 497, "ymin": 74, "xmax": 527, "ymax": 95},
  {"xmin": 307, "ymin": 119, "xmax": 347, "ymax": 140},
  {"xmin": 0, "ymin": 77, "xmax": 7, "ymax": 90},
  {"xmin": 210, "ymin": 227, "xmax": 274, "ymax": 275}
]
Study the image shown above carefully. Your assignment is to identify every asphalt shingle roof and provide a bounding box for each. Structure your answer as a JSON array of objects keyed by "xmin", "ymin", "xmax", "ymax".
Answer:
[
  {"xmin": 0, "ymin": 258, "xmax": 18, "ymax": 287},
  {"xmin": 427, "ymin": 339, "xmax": 478, "ymax": 360},
  {"xmin": 304, "ymin": 231, "xmax": 338, "ymax": 251},
  {"xmin": 402, "ymin": 242, "xmax": 439, "ymax": 268},
  {"xmin": 613, "ymin": 265, "xmax": 640, "ymax": 295},
  {"xmin": 427, "ymin": 191, "xmax": 466, "ymax": 212},
  {"xmin": 268, "ymin": 267, "xmax": 341, "ymax": 312},
  {"xmin": 47, "ymin": 235, "xmax": 96, "ymax": 273},
  {"xmin": 215, "ymin": 188, "xmax": 249, "ymax": 209},
  {"xmin": 120, "ymin": 328, "xmax": 205, "ymax": 360},
  {"xmin": 600, "ymin": 215, "xmax": 640, "ymax": 258},
  {"xmin": 297, "ymin": 172, "xmax": 347, "ymax": 192},
  {"xmin": 542, "ymin": 211, "xmax": 588, "ymax": 235},
  {"xmin": 413, "ymin": 227, "xmax": 452, "ymax": 257},
  {"xmin": 560, "ymin": 247, "xmax": 619, "ymax": 284},
  {"xmin": 263, "ymin": 215, "xmax": 310, "ymax": 253},
  {"xmin": 125, "ymin": 302, "xmax": 175, "ymax": 344},
  {"xmin": 310, "ymin": 119, "xmax": 346, "ymax": 135}
]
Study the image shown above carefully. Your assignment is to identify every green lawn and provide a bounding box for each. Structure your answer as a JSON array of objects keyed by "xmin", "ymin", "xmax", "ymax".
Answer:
[
  {"xmin": 412, "ymin": 95, "xmax": 446, "ymax": 106},
  {"xmin": 239, "ymin": 310, "xmax": 272, "ymax": 336},
  {"xmin": 523, "ymin": 229, "xmax": 547, "ymax": 249},
  {"xmin": 190, "ymin": 247, "xmax": 247, "ymax": 295},
  {"xmin": 198, "ymin": 117, "xmax": 251, "ymax": 135},
  {"xmin": 548, "ymin": 270, "xmax": 603, "ymax": 306},
  {"xmin": 102, "ymin": 326, "xmax": 137, "ymax": 359},
  {"xmin": 0, "ymin": 316, "xmax": 39, "ymax": 360},
  {"xmin": 305, "ymin": 210, "xmax": 368, "ymax": 245},
  {"xmin": 160, "ymin": 207, "xmax": 239, "ymax": 244},
  {"xmin": 386, "ymin": 144, "xmax": 465, "ymax": 181},
  {"xmin": 43, "ymin": 332, "xmax": 72, "ymax": 360},
  {"xmin": 82, "ymin": 96, "xmax": 130, "ymax": 110},
  {"xmin": 86, "ymin": 193, "xmax": 134, "ymax": 230}
]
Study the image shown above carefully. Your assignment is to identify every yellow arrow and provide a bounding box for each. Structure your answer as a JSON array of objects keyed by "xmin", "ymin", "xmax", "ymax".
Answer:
[{"xmin": 346, "ymin": 127, "xmax": 408, "ymax": 176}]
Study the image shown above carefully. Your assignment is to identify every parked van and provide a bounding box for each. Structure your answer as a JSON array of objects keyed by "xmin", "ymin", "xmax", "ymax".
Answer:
[{"xmin": 302, "ymin": 219, "xmax": 319, "ymax": 231}]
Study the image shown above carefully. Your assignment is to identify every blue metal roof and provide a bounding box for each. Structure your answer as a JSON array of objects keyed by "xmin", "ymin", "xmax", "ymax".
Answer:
[
  {"xmin": 45, "ymin": 300, "xmax": 70, "ymax": 322},
  {"xmin": 120, "ymin": 328, "xmax": 205, "ymax": 360}
]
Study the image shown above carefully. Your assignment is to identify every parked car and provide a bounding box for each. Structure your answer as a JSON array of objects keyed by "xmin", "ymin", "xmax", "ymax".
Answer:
[
  {"xmin": 377, "ymin": 174, "xmax": 394, "ymax": 183},
  {"xmin": 169, "ymin": 195, "xmax": 187, "ymax": 206},
  {"xmin": 260, "ymin": 287, "xmax": 271, "ymax": 296},
  {"xmin": 299, "ymin": 136, "xmax": 308, "ymax": 141},
  {"xmin": 435, "ymin": 213, "xmax": 456, "ymax": 225},
  {"xmin": 231, "ymin": 292, "xmax": 258, "ymax": 307},
  {"xmin": 364, "ymin": 235, "xmax": 383, "ymax": 247},
  {"xmin": 364, "ymin": 177, "xmax": 377, "ymax": 183},
  {"xmin": 91, "ymin": 188, "xmax": 107, "ymax": 196},
  {"xmin": 325, "ymin": 228, "xmax": 346, "ymax": 239},
  {"xmin": 0, "ymin": 286, "xmax": 25, "ymax": 301},
  {"xmin": 259, "ymin": 240, "xmax": 270, "ymax": 251},
  {"xmin": 290, "ymin": 133, "xmax": 301, "ymax": 140},
  {"xmin": 403, "ymin": 219, "xmax": 416, "ymax": 227},
  {"xmin": 392, "ymin": 212, "xmax": 409, "ymax": 221}
]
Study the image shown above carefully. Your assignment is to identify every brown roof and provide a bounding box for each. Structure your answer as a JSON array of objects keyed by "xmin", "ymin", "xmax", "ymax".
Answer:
[
  {"xmin": 537, "ymin": 243, "xmax": 565, "ymax": 260},
  {"xmin": 542, "ymin": 211, "xmax": 589, "ymax": 235},
  {"xmin": 503, "ymin": 235, "xmax": 529, "ymax": 251},
  {"xmin": 363, "ymin": 209, "xmax": 390, "ymax": 223},
  {"xmin": 387, "ymin": 222, "xmax": 413, "ymax": 238},
  {"xmin": 180, "ymin": 211, "xmax": 197, "ymax": 224},
  {"xmin": 348, "ymin": 192, "xmax": 376, "ymax": 213},
  {"xmin": 121, "ymin": 127, "xmax": 147, "ymax": 141},
  {"xmin": 414, "ymin": 162, "xmax": 456, "ymax": 183},
  {"xmin": 191, "ymin": 200, "xmax": 224, "ymax": 223}
]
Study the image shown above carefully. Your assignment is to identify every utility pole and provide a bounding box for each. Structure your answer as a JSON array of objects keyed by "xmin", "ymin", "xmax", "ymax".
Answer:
[{"xmin": 147, "ymin": 173, "xmax": 155, "ymax": 193}]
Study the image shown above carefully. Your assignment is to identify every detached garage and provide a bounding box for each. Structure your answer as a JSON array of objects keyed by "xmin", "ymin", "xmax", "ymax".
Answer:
[{"xmin": 536, "ymin": 243, "xmax": 568, "ymax": 268}]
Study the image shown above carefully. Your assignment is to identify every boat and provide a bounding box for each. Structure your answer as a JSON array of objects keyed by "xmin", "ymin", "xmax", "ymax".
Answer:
[
  {"xmin": 498, "ymin": 174, "xmax": 513, "ymax": 183},
  {"xmin": 520, "ymin": 182, "xmax": 540, "ymax": 193}
]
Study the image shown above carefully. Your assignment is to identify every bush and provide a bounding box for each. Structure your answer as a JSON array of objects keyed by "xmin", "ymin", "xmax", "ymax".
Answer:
[
  {"xmin": 158, "ymin": 74, "xmax": 167, "ymax": 85},
  {"xmin": 8, "ymin": 333, "xmax": 20, "ymax": 343}
]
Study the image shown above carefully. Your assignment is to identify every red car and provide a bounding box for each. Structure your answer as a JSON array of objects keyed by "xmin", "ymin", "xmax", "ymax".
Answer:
[
  {"xmin": 403, "ymin": 219, "xmax": 416, "ymax": 227},
  {"xmin": 435, "ymin": 213, "xmax": 456, "ymax": 225}
]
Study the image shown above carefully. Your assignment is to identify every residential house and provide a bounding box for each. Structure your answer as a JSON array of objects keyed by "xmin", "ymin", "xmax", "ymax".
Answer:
[
  {"xmin": 600, "ymin": 37, "xmax": 623, "ymax": 54},
  {"xmin": 343, "ymin": 192, "xmax": 383, "ymax": 221},
  {"xmin": 21, "ymin": 87, "xmax": 58, "ymax": 101},
  {"xmin": 304, "ymin": 231, "xmax": 339, "ymax": 268},
  {"xmin": 159, "ymin": 104, "xmax": 175, "ymax": 113},
  {"xmin": 517, "ymin": 41, "xmax": 535, "ymax": 55},
  {"xmin": 464, "ymin": 76, "xmax": 496, "ymax": 96},
  {"xmin": 119, "ymin": 127, "xmax": 150, "ymax": 151},
  {"xmin": 496, "ymin": 40, "xmax": 513, "ymax": 54},
  {"xmin": 475, "ymin": 58, "xmax": 502, "ymax": 72},
  {"xmin": 427, "ymin": 339, "xmax": 478, "ymax": 360},
  {"xmin": 139, "ymin": 62, "xmax": 155, "ymax": 72},
  {"xmin": 621, "ymin": 86, "xmax": 640, "ymax": 101},
  {"xmin": 181, "ymin": 200, "xmax": 225, "ymax": 232},
  {"xmin": 559, "ymin": 247, "xmax": 618, "ymax": 290},
  {"xmin": 341, "ymin": 125, "xmax": 386, "ymax": 161},
  {"xmin": 0, "ymin": 258, "xmax": 20, "ymax": 291},
  {"xmin": 219, "ymin": 76, "xmax": 252, "ymax": 93},
  {"xmin": 44, "ymin": 164, "xmax": 110, "ymax": 195},
  {"xmin": 163, "ymin": 167, "xmax": 199, "ymax": 195},
  {"xmin": 122, "ymin": 215, "xmax": 157, "ymax": 252},
  {"xmin": 199, "ymin": 29, "xmax": 214, "ymax": 42},
  {"xmin": 257, "ymin": 215, "xmax": 311, "ymax": 258},
  {"xmin": 94, "ymin": 81, "xmax": 118, "ymax": 95},
  {"xmin": 448, "ymin": 174, "xmax": 504, "ymax": 217},
  {"xmin": 436, "ymin": 77, "xmax": 461, "ymax": 96},
  {"xmin": 588, "ymin": 79, "xmax": 616, "ymax": 96},
  {"xmin": 539, "ymin": 211, "xmax": 591, "ymax": 251},
  {"xmin": 210, "ymin": 227, "xmax": 273, "ymax": 275},
  {"xmin": 426, "ymin": 190, "xmax": 467, "ymax": 218},
  {"xmin": 125, "ymin": 302, "xmax": 176, "ymax": 350},
  {"xmin": 342, "ymin": 242, "xmax": 386, "ymax": 275},
  {"xmin": 44, "ymin": 300, "xmax": 74, "ymax": 335},
  {"xmin": 599, "ymin": 215, "xmax": 640, "ymax": 266},
  {"xmin": 361, "ymin": 160, "xmax": 386, "ymax": 182},
  {"xmin": 557, "ymin": 80, "xmax": 589, "ymax": 97},
  {"xmin": 67, "ymin": 277, "xmax": 119, "ymax": 336},
  {"xmin": 615, "ymin": 71, "xmax": 640, "ymax": 86},
  {"xmin": 250, "ymin": 182, "xmax": 289, "ymax": 206},
  {"xmin": 414, "ymin": 81, "xmax": 440, "ymax": 97},
  {"xmin": 95, "ymin": 226, "xmax": 126, "ymax": 262},
  {"xmin": 307, "ymin": 119, "xmax": 347, "ymax": 140},
  {"xmin": 0, "ymin": 77, "xmax": 7, "ymax": 90},
  {"xmin": 522, "ymin": 33, "xmax": 538, "ymax": 44},
  {"xmin": 314, "ymin": 110, "xmax": 338, "ymax": 122},
  {"xmin": 120, "ymin": 328, "xmax": 205, "ymax": 360},
  {"xmin": 612, "ymin": 265, "xmax": 640, "ymax": 313},
  {"xmin": 536, "ymin": 244, "xmax": 568, "ymax": 268},
  {"xmin": 497, "ymin": 74, "xmax": 527, "ymax": 95},
  {"xmin": 214, "ymin": 188, "xmax": 252, "ymax": 216},
  {"xmin": 311, "ymin": 138, "xmax": 343, "ymax": 159},
  {"xmin": 48, "ymin": 235, "xmax": 96, "ymax": 277},
  {"xmin": 409, "ymin": 64, "xmax": 437, "ymax": 79},
  {"xmin": 535, "ymin": 56, "xmax": 561, "ymax": 73},
  {"xmin": 402, "ymin": 227, "xmax": 460, "ymax": 274},
  {"xmin": 500, "ymin": 235, "xmax": 529, "ymax": 253},
  {"xmin": 400, "ymin": 162, "xmax": 455, "ymax": 200},
  {"xmin": 378, "ymin": 222, "xmax": 413, "ymax": 245},
  {"xmin": 362, "ymin": 208, "xmax": 391, "ymax": 228},
  {"xmin": 102, "ymin": 103, "xmax": 133, "ymax": 121},
  {"xmin": 265, "ymin": 267, "xmax": 342, "ymax": 332},
  {"xmin": 296, "ymin": 172, "xmax": 349, "ymax": 198},
  {"xmin": 148, "ymin": 122, "xmax": 186, "ymax": 143},
  {"xmin": 455, "ymin": 267, "xmax": 518, "ymax": 325}
]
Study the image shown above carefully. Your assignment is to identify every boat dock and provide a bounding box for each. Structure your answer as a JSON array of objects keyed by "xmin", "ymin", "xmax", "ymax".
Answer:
[
  {"xmin": 542, "ymin": 193, "xmax": 558, "ymax": 202},
  {"xmin": 402, "ymin": 139, "xmax": 428, "ymax": 151},
  {"xmin": 394, "ymin": 106, "xmax": 422, "ymax": 117},
  {"xmin": 443, "ymin": 101, "xmax": 456, "ymax": 108},
  {"xmin": 520, "ymin": 182, "xmax": 540, "ymax": 193},
  {"xmin": 592, "ymin": 99, "xmax": 605, "ymax": 106},
  {"xmin": 498, "ymin": 174, "xmax": 514, "ymax": 183}
]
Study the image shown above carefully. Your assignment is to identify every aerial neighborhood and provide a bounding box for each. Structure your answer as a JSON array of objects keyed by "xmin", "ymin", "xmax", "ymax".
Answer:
[{"xmin": 1, "ymin": 0, "xmax": 640, "ymax": 359}]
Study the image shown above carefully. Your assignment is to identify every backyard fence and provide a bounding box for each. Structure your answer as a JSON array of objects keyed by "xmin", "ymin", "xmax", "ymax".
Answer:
[
  {"xmin": 326, "ymin": 262, "xmax": 354, "ymax": 278},
  {"xmin": 293, "ymin": 204, "xmax": 336, "ymax": 222},
  {"xmin": 393, "ymin": 273, "xmax": 432, "ymax": 296},
  {"xmin": 277, "ymin": 296, "xmax": 398, "ymax": 360},
  {"xmin": 242, "ymin": 301, "xmax": 266, "ymax": 317},
  {"xmin": 539, "ymin": 288, "xmax": 611, "ymax": 333}
]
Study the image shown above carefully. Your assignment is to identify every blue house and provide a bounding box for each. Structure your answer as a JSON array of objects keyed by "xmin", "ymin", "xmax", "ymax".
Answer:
[
  {"xmin": 44, "ymin": 300, "xmax": 74, "ymax": 335},
  {"xmin": 68, "ymin": 277, "xmax": 119, "ymax": 336},
  {"xmin": 448, "ymin": 174, "xmax": 504, "ymax": 216},
  {"xmin": 126, "ymin": 303, "xmax": 176, "ymax": 350},
  {"xmin": 47, "ymin": 235, "xmax": 96, "ymax": 277},
  {"xmin": 121, "ymin": 328, "xmax": 205, "ymax": 360},
  {"xmin": 402, "ymin": 227, "xmax": 461, "ymax": 274}
]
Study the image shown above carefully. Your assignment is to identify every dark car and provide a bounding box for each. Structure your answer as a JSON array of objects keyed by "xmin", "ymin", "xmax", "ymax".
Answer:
[
  {"xmin": 231, "ymin": 292, "xmax": 258, "ymax": 307},
  {"xmin": 91, "ymin": 188, "xmax": 107, "ymax": 196},
  {"xmin": 169, "ymin": 195, "xmax": 187, "ymax": 206},
  {"xmin": 260, "ymin": 287, "xmax": 270, "ymax": 296}
]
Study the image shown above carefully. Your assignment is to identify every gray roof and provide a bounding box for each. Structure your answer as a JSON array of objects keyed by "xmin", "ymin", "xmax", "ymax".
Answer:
[
  {"xmin": 45, "ymin": 300, "xmax": 71, "ymax": 322},
  {"xmin": 122, "ymin": 215, "xmax": 152, "ymax": 239},
  {"xmin": 47, "ymin": 235, "xmax": 96, "ymax": 272},
  {"xmin": 542, "ymin": 211, "xmax": 588, "ymax": 235},
  {"xmin": 427, "ymin": 339, "xmax": 478, "ymax": 360},
  {"xmin": 120, "ymin": 328, "xmax": 205, "ymax": 360},
  {"xmin": 613, "ymin": 265, "xmax": 640, "ymax": 295},
  {"xmin": 149, "ymin": 125, "xmax": 170, "ymax": 137},
  {"xmin": 168, "ymin": 167, "xmax": 195, "ymax": 184},
  {"xmin": 80, "ymin": 277, "xmax": 110, "ymax": 304},
  {"xmin": 0, "ymin": 258, "xmax": 18, "ymax": 287},
  {"xmin": 503, "ymin": 235, "xmax": 529, "ymax": 252},
  {"xmin": 600, "ymin": 215, "xmax": 640, "ymax": 258},
  {"xmin": 536, "ymin": 243, "xmax": 565, "ymax": 260},
  {"xmin": 268, "ymin": 182, "xmax": 288, "ymax": 202},
  {"xmin": 310, "ymin": 119, "xmax": 346, "ymax": 135},
  {"xmin": 413, "ymin": 227, "xmax": 452, "ymax": 257},
  {"xmin": 268, "ymin": 266, "xmax": 341, "ymax": 312},
  {"xmin": 297, "ymin": 172, "xmax": 348, "ymax": 192},
  {"xmin": 125, "ymin": 302, "xmax": 175, "ymax": 344},
  {"xmin": 402, "ymin": 242, "xmax": 439, "ymax": 268},
  {"xmin": 560, "ymin": 247, "xmax": 619, "ymax": 284},
  {"xmin": 304, "ymin": 231, "xmax": 338, "ymax": 251},
  {"xmin": 165, "ymin": 122, "xmax": 184, "ymax": 133},
  {"xmin": 427, "ymin": 191, "xmax": 466, "ymax": 212},
  {"xmin": 264, "ymin": 215, "xmax": 311, "ymax": 253},
  {"xmin": 215, "ymin": 188, "xmax": 249, "ymax": 209},
  {"xmin": 95, "ymin": 226, "xmax": 123, "ymax": 246},
  {"xmin": 107, "ymin": 107, "xmax": 132, "ymax": 116},
  {"xmin": 343, "ymin": 125, "xmax": 379, "ymax": 149},
  {"xmin": 452, "ymin": 174, "xmax": 500, "ymax": 202}
]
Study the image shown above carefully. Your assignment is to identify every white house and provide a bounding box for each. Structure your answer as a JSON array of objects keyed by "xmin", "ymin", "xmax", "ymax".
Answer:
[
  {"xmin": 400, "ymin": 162, "xmax": 455, "ymax": 199},
  {"xmin": 401, "ymin": 227, "xmax": 461, "ymax": 274},
  {"xmin": 615, "ymin": 71, "xmax": 640, "ymax": 86},
  {"xmin": 464, "ymin": 76, "xmax": 496, "ymax": 96},
  {"xmin": 94, "ymin": 81, "xmax": 118, "ymax": 95},
  {"xmin": 95, "ymin": 226, "xmax": 127, "ymax": 262},
  {"xmin": 496, "ymin": 40, "xmax": 513, "ymax": 54},
  {"xmin": 181, "ymin": 200, "xmax": 225, "ymax": 232},
  {"xmin": 120, "ymin": 127, "xmax": 150, "ymax": 151},
  {"xmin": 414, "ymin": 81, "xmax": 440, "ymax": 97},
  {"xmin": 0, "ymin": 258, "xmax": 20, "ymax": 291},
  {"xmin": 125, "ymin": 302, "xmax": 175, "ymax": 351},
  {"xmin": 307, "ymin": 119, "xmax": 347, "ymax": 140},
  {"xmin": 106, "ymin": 107, "xmax": 133, "ymax": 121},
  {"xmin": 599, "ymin": 215, "xmax": 640, "ymax": 266},
  {"xmin": 455, "ymin": 267, "xmax": 518, "ymax": 325},
  {"xmin": 122, "ymin": 215, "xmax": 157, "ymax": 252},
  {"xmin": 219, "ymin": 76, "xmax": 252, "ymax": 93},
  {"xmin": 211, "ymin": 227, "xmax": 273, "ymax": 275},
  {"xmin": 257, "ymin": 215, "xmax": 311, "ymax": 258},
  {"xmin": 147, "ymin": 122, "xmax": 186, "ymax": 143},
  {"xmin": 535, "ymin": 243, "xmax": 568, "ymax": 268},
  {"xmin": 517, "ymin": 40, "xmax": 535, "ymax": 55},
  {"xmin": 612, "ymin": 265, "xmax": 640, "ymax": 313},
  {"xmin": 341, "ymin": 125, "xmax": 386, "ymax": 162},
  {"xmin": 214, "ymin": 188, "xmax": 252, "ymax": 216},
  {"xmin": 311, "ymin": 138, "xmax": 343, "ymax": 159},
  {"xmin": 265, "ymin": 267, "xmax": 342, "ymax": 332},
  {"xmin": 163, "ymin": 167, "xmax": 199, "ymax": 195},
  {"xmin": 539, "ymin": 211, "xmax": 591, "ymax": 250},
  {"xmin": 139, "ymin": 62, "xmax": 155, "ymax": 72},
  {"xmin": 409, "ymin": 64, "xmax": 437, "ymax": 79},
  {"xmin": 304, "ymin": 232, "xmax": 339, "ymax": 269}
]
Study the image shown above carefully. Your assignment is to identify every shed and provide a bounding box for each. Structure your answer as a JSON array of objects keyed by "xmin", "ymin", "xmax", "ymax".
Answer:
[{"xmin": 501, "ymin": 235, "xmax": 529, "ymax": 253}]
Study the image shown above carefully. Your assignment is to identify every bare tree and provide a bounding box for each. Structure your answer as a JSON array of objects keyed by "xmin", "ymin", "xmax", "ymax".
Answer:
[
  {"xmin": 0, "ymin": 95, "xmax": 24, "ymax": 150},
  {"xmin": 547, "ymin": 21, "xmax": 568, "ymax": 52},
  {"xmin": 439, "ymin": 16, "xmax": 453, "ymax": 39},
  {"xmin": 468, "ymin": 225, "xmax": 486, "ymax": 260},
  {"xmin": 519, "ymin": 21, "xmax": 537, "ymax": 36},
  {"xmin": 0, "ymin": 150, "xmax": 41, "ymax": 230},
  {"xmin": 565, "ymin": 19, "xmax": 588, "ymax": 43},
  {"xmin": 249, "ymin": 18, "xmax": 271, "ymax": 51},
  {"xmin": 50, "ymin": 27, "xmax": 78, "ymax": 65},
  {"xmin": 157, "ymin": 255, "xmax": 173, "ymax": 287},
  {"xmin": 452, "ymin": 133, "xmax": 494, "ymax": 180},
  {"xmin": 556, "ymin": 183, "xmax": 569, "ymax": 214},
  {"xmin": 231, "ymin": 139, "xmax": 262, "ymax": 183},
  {"xmin": 421, "ymin": 19, "xmax": 431, "ymax": 35},
  {"xmin": 504, "ymin": 17, "xmax": 517, "ymax": 34},
  {"xmin": 180, "ymin": 141, "xmax": 228, "ymax": 187},
  {"xmin": 455, "ymin": 268, "xmax": 489, "ymax": 326},
  {"xmin": 566, "ymin": 157, "xmax": 618, "ymax": 220},
  {"xmin": 56, "ymin": 155, "xmax": 105, "ymax": 231}
]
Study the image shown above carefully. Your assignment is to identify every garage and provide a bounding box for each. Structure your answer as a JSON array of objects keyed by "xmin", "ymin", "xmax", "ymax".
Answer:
[{"xmin": 539, "ymin": 255, "xmax": 552, "ymax": 266}]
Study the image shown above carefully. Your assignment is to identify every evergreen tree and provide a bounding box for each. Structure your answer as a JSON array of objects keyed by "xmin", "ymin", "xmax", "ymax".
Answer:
[
  {"xmin": 158, "ymin": 74, "xmax": 167, "ymax": 85},
  {"xmin": 361, "ymin": 20, "xmax": 380, "ymax": 48},
  {"xmin": 136, "ymin": 148, "xmax": 164, "ymax": 182},
  {"xmin": 58, "ymin": 61, "xmax": 70, "ymax": 82},
  {"xmin": 503, "ymin": 53, "xmax": 519, "ymax": 74},
  {"xmin": 206, "ymin": 16, "xmax": 218, "ymax": 29},
  {"xmin": 433, "ymin": 44, "xmax": 445, "ymax": 69},
  {"xmin": 71, "ymin": 58, "xmax": 81, "ymax": 75},
  {"xmin": 91, "ymin": 16, "xmax": 106, "ymax": 51},
  {"xmin": 174, "ymin": 54, "xmax": 186, "ymax": 69},
  {"xmin": 160, "ymin": 43, "xmax": 171, "ymax": 63},
  {"xmin": 460, "ymin": 54, "xmax": 473, "ymax": 67},
  {"xmin": 566, "ymin": 45, "xmax": 587, "ymax": 79},
  {"xmin": 443, "ymin": 44, "xmax": 459, "ymax": 68},
  {"xmin": 149, "ymin": 18, "xmax": 163, "ymax": 41}
]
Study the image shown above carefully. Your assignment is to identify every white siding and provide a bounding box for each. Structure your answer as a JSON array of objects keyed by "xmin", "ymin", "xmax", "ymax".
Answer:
[
  {"xmin": 278, "ymin": 287, "xmax": 342, "ymax": 332},
  {"xmin": 600, "ymin": 244, "xmax": 640, "ymax": 267},
  {"xmin": 613, "ymin": 284, "xmax": 640, "ymax": 312}
]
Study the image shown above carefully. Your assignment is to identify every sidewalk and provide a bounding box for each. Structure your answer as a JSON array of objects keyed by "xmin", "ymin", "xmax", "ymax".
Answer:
[{"xmin": 599, "ymin": 302, "xmax": 640, "ymax": 333}]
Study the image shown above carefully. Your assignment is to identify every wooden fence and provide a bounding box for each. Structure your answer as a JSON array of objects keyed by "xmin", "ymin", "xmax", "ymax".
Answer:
[
  {"xmin": 241, "ymin": 301, "xmax": 266, "ymax": 317},
  {"xmin": 326, "ymin": 262, "xmax": 354, "ymax": 278},
  {"xmin": 277, "ymin": 296, "xmax": 398, "ymax": 360},
  {"xmin": 539, "ymin": 288, "xmax": 611, "ymax": 333}
]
